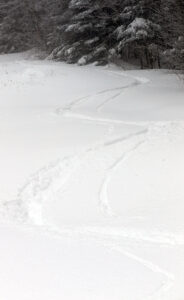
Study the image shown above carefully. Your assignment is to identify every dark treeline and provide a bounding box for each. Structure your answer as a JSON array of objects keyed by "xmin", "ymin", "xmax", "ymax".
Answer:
[{"xmin": 0, "ymin": 0, "xmax": 184, "ymax": 69}]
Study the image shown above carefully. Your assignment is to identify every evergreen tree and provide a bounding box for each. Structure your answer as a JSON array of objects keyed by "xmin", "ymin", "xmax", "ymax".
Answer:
[
  {"xmin": 0, "ymin": 0, "xmax": 47, "ymax": 53},
  {"xmin": 50, "ymin": 0, "xmax": 117, "ymax": 65},
  {"xmin": 161, "ymin": 0, "xmax": 184, "ymax": 69},
  {"xmin": 112, "ymin": 0, "xmax": 162, "ymax": 68},
  {"xmin": 49, "ymin": 0, "xmax": 163, "ymax": 67},
  {"xmin": 0, "ymin": 0, "xmax": 183, "ymax": 69},
  {"xmin": 0, "ymin": 0, "xmax": 31, "ymax": 53}
]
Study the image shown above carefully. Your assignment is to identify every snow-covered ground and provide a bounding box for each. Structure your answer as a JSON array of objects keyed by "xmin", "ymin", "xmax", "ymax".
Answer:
[{"xmin": 0, "ymin": 51, "xmax": 184, "ymax": 300}]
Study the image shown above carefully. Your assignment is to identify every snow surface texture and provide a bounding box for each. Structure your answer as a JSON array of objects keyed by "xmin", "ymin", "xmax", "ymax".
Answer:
[{"xmin": 0, "ymin": 51, "xmax": 184, "ymax": 300}]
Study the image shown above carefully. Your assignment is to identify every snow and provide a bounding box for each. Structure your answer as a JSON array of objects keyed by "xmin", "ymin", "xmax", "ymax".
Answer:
[
  {"xmin": 119, "ymin": 17, "xmax": 160, "ymax": 42},
  {"xmin": 0, "ymin": 51, "xmax": 184, "ymax": 300},
  {"xmin": 78, "ymin": 56, "xmax": 87, "ymax": 65}
]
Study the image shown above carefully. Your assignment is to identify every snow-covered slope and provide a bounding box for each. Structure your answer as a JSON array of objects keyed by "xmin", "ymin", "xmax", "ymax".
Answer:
[{"xmin": 0, "ymin": 52, "xmax": 184, "ymax": 300}]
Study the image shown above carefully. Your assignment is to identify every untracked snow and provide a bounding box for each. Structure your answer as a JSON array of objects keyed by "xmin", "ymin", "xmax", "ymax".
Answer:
[{"xmin": 0, "ymin": 51, "xmax": 184, "ymax": 300}]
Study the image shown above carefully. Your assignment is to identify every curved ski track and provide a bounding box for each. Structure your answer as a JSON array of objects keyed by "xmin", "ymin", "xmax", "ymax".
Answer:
[{"xmin": 6, "ymin": 67, "xmax": 177, "ymax": 299}]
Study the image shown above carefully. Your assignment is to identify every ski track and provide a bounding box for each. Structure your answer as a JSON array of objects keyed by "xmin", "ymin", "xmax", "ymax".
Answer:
[
  {"xmin": 111, "ymin": 246, "xmax": 174, "ymax": 300},
  {"xmin": 2, "ymin": 64, "xmax": 177, "ymax": 299},
  {"xmin": 98, "ymin": 140, "xmax": 145, "ymax": 217},
  {"xmin": 56, "ymin": 85, "xmax": 127, "ymax": 114},
  {"xmin": 96, "ymin": 80, "xmax": 140, "ymax": 112}
]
